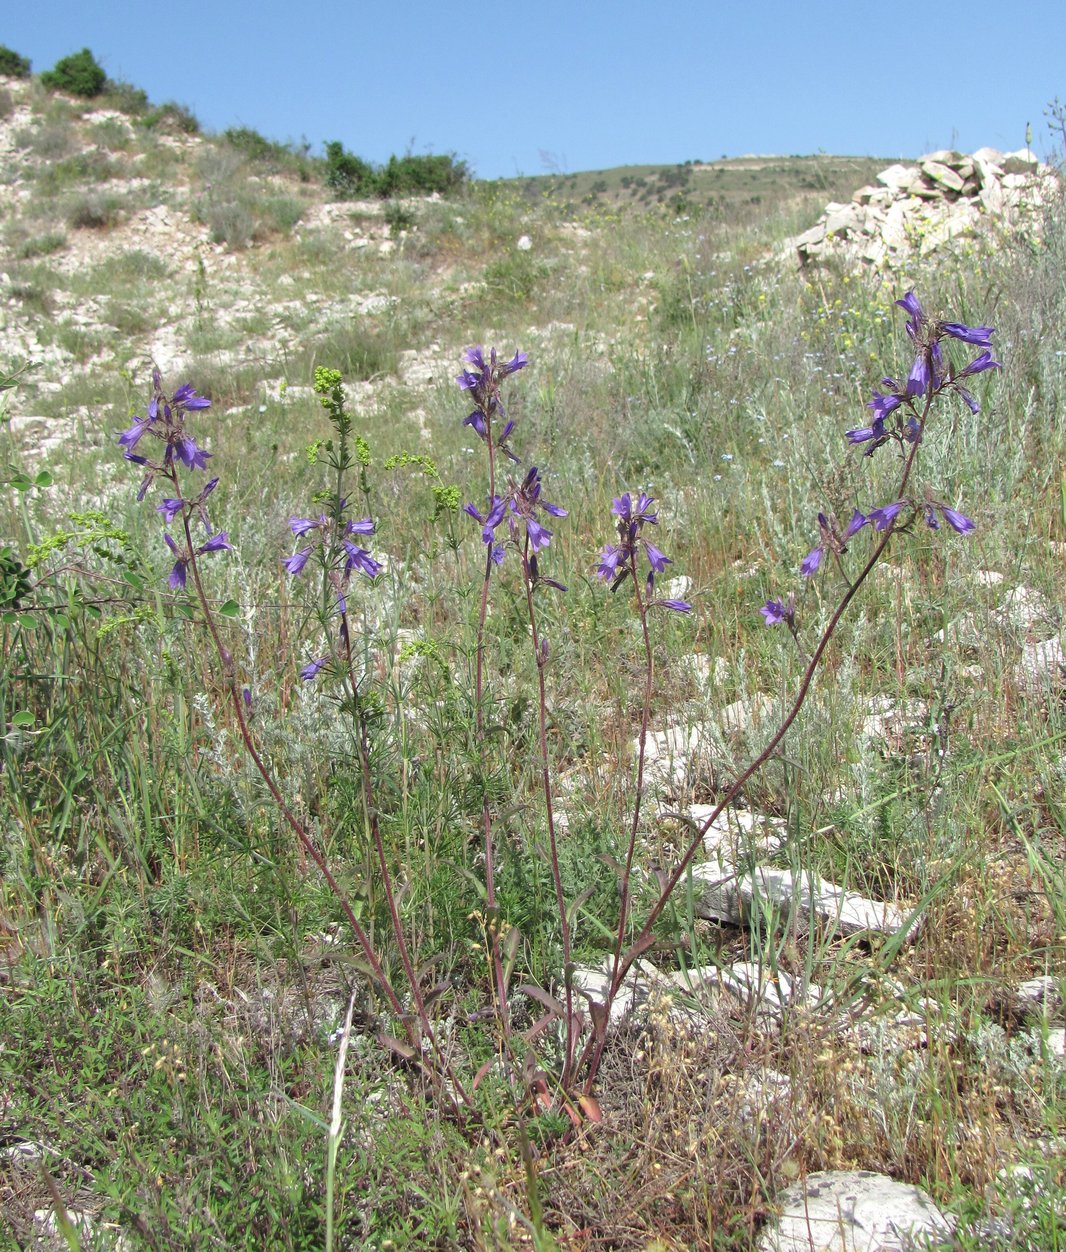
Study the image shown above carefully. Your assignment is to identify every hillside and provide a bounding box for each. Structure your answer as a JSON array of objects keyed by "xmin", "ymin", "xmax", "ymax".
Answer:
[
  {"xmin": 507, "ymin": 153, "xmax": 895, "ymax": 217},
  {"xmin": 1, "ymin": 71, "xmax": 902, "ymax": 442}
]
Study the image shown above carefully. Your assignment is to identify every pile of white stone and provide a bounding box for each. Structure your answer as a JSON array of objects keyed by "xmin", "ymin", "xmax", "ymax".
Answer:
[{"xmin": 793, "ymin": 147, "xmax": 1060, "ymax": 267}]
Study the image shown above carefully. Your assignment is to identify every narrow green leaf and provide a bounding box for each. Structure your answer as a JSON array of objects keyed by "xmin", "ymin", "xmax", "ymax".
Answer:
[{"xmin": 123, "ymin": 570, "xmax": 144, "ymax": 591}]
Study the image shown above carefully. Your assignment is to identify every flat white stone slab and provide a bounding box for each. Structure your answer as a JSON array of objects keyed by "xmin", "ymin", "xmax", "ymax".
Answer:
[
  {"xmin": 672, "ymin": 960, "xmax": 822, "ymax": 1021},
  {"xmin": 570, "ymin": 959, "xmax": 663, "ymax": 1023},
  {"xmin": 638, "ymin": 724, "xmax": 704, "ymax": 790},
  {"xmin": 1015, "ymin": 974, "xmax": 1064, "ymax": 1023},
  {"xmin": 758, "ymin": 1170, "xmax": 954, "ymax": 1251},
  {"xmin": 692, "ymin": 865, "xmax": 912, "ymax": 939}
]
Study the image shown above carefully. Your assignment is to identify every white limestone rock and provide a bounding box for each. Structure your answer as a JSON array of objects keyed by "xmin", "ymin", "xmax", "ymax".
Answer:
[
  {"xmin": 719, "ymin": 1066, "xmax": 793, "ymax": 1128},
  {"xmin": 792, "ymin": 145, "xmax": 1059, "ymax": 268},
  {"xmin": 1016, "ymin": 635, "xmax": 1065, "ymax": 692},
  {"xmin": 693, "ymin": 865, "xmax": 912, "ymax": 940},
  {"xmin": 570, "ymin": 959, "xmax": 662, "ymax": 1023},
  {"xmin": 1015, "ymin": 975, "xmax": 1065, "ymax": 1024},
  {"xmin": 919, "ymin": 148, "xmax": 965, "ymax": 166},
  {"xmin": 824, "ymin": 203, "xmax": 864, "ymax": 236},
  {"xmin": 719, "ymin": 693, "xmax": 774, "ymax": 737},
  {"xmin": 32, "ymin": 1208, "xmax": 133, "ymax": 1251},
  {"xmin": 1002, "ymin": 148, "xmax": 1041, "ymax": 174},
  {"xmin": 920, "ymin": 160, "xmax": 966, "ymax": 193},
  {"xmin": 676, "ymin": 804, "xmax": 786, "ymax": 865},
  {"xmin": 676, "ymin": 960, "xmax": 822, "ymax": 1021},
  {"xmin": 875, "ymin": 164, "xmax": 918, "ymax": 192},
  {"xmin": 639, "ymin": 724, "xmax": 705, "ymax": 791},
  {"xmin": 758, "ymin": 1170, "xmax": 954, "ymax": 1251},
  {"xmin": 996, "ymin": 585, "xmax": 1057, "ymax": 636}
]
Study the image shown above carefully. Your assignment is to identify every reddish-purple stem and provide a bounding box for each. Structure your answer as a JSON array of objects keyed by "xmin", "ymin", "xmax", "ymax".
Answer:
[
  {"xmin": 519, "ymin": 535, "xmax": 574, "ymax": 1083},
  {"xmin": 580, "ymin": 400, "xmax": 931, "ymax": 1091}
]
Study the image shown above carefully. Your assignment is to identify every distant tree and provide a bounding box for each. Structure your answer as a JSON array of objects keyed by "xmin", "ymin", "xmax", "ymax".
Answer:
[
  {"xmin": 102, "ymin": 79, "xmax": 150, "ymax": 116},
  {"xmin": 325, "ymin": 141, "xmax": 377, "ymax": 198},
  {"xmin": 40, "ymin": 48, "xmax": 107, "ymax": 98},
  {"xmin": 141, "ymin": 101, "xmax": 200, "ymax": 134},
  {"xmin": 325, "ymin": 140, "xmax": 469, "ymax": 200},
  {"xmin": 0, "ymin": 45, "xmax": 31, "ymax": 78},
  {"xmin": 378, "ymin": 152, "xmax": 468, "ymax": 196}
]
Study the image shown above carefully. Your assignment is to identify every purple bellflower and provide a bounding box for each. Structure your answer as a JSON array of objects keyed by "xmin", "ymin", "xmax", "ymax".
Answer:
[
  {"xmin": 282, "ymin": 505, "xmax": 381, "ymax": 667},
  {"xmin": 300, "ymin": 656, "xmax": 330, "ymax": 682},
  {"xmin": 457, "ymin": 345, "xmax": 527, "ymax": 460},
  {"xmin": 922, "ymin": 486, "xmax": 975, "ymax": 534},
  {"xmin": 868, "ymin": 500, "xmax": 908, "ymax": 532},
  {"xmin": 939, "ymin": 506, "xmax": 976, "ymax": 534},
  {"xmin": 852, "ymin": 295, "xmax": 1001, "ymax": 462},
  {"xmin": 800, "ymin": 511, "xmax": 868, "ymax": 578},
  {"xmin": 283, "ymin": 547, "xmax": 313, "ymax": 575},
  {"xmin": 120, "ymin": 373, "xmax": 231, "ymax": 590},
  {"xmin": 895, "ymin": 291, "xmax": 1001, "ymax": 408},
  {"xmin": 467, "ymin": 468, "xmax": 568, "ymax": 588},
  {"xmin": 118, "ymin": 372, "xmax": 213, "ymax": 483},
  {"xmin": 597, "ymin": 491, "xmax": 691, "ymax": 612},
  {"xmin": 164, "ymin": 530, "xmax": 232, "ymax": 591},
  {"xmin": 761, "ymin": 592, "xmax": 796, "ymax": 628},
  {"xmin": 464, "ymin": 497, "xmax": 506, "ymax": 565},
  {"xmin": 283, "ymin": 513, "xmax": 380, "ymax": 584}
]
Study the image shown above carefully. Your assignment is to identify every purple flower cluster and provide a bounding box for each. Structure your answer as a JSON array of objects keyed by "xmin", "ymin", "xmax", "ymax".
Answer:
[
  {"xmin": 119, "ymin": 371, "xmax": 232, "ymax": 590},
  {"xmin": 763, "ymin": 292, "xmax": 994, "ymax": 628},
  {"xmin": 597, "ymin": 492, "xmax": 691, "ymax": 612},
  {"xmin": 800, "ymin": 510, "xmax": 869, "ymax": 578},
  {"xmin": 284, "ymin": 510, "xmax": 380, "ymax": 583},
  {"xmin": 457, "ymin": 345, "xmax": 527, "ymax": 461},
  {"xmin": 283, "ymin": 502, "xmax": 382, "ymax": 680},
  {"xmin": 163, "ymin": 529, "xmax": 232, "ymax": 590},
  {"xmin": 846, "ymin": 291, "xmax": 1000, "ymax": 454},
  {"xmin": 760, "ymin": 592, "xmax": 795, "ymax": 628},
  {"xmin": 120, "ymin": 372, "xmax": 213, "ymax": 499},
  {"xmin": 465, "ymin": 466, "xmax": 568, "ymax": 584}
]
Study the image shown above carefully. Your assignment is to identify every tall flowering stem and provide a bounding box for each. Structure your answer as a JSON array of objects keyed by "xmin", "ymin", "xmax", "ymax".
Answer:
[
  {"xmin": 487, "ymin": 469, "xmax": 576, "ymax": 1082},
  {"xmin": 292, "ymin": 369, "xmax": 467, "ymax": 1103},
  {"xmin": 578, "ymin": 293, "xmax": 999, "ymax": 1092},
  {"xmin": 122, "ymin": 371, "xmax": 468, "ymax": 1112},
  {"xmin": 457, "ymin": 346, "xmax": 527, "ymax": 1047},
  {"xmin": 335, "ymin": 602, "xmax": 469, "ymax": 1104},
  {"xmin": 582, "ymin": 491, "xmax": 691, "ymax": 1086}
]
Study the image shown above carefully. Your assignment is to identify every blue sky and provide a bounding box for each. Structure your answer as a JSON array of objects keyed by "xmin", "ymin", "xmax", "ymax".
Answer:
[{"xmin": 6, "ymin": 2, "xmax": 1065, "ymax": 179}]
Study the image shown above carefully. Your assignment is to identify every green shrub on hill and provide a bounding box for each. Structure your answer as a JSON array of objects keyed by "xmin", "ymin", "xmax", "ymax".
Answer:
[
  {"xmin": 101, "ymin": 79, "xmax": 151, "ymax": 116},
  {"xmin": 223, "ymin": 127, "xmax": 316, "ymax": 180},
  {"xmin": 378, "ymin": 151, "xmax": 468, "ymax": 195},
  {"xmin": 40, "ymin": 47, "xmax": 107, "ymax": 98},
  {"xmin": 0, "ymin": 44, "xmax": 31, "ymax": 78},
  {"xmin": 325, "ymin": 141, "xmax": 377, "ymax": 197},
  {"xmin": 140, "ymin": 100, "xmax": 200, "ymax": 134},
  {"xmin": 325, "ymin": 140, "xmax": 468, "ymax": 199},
  {"xmin": 224, "ymin": 126, "xmax": 288, "ymax": 162}
]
